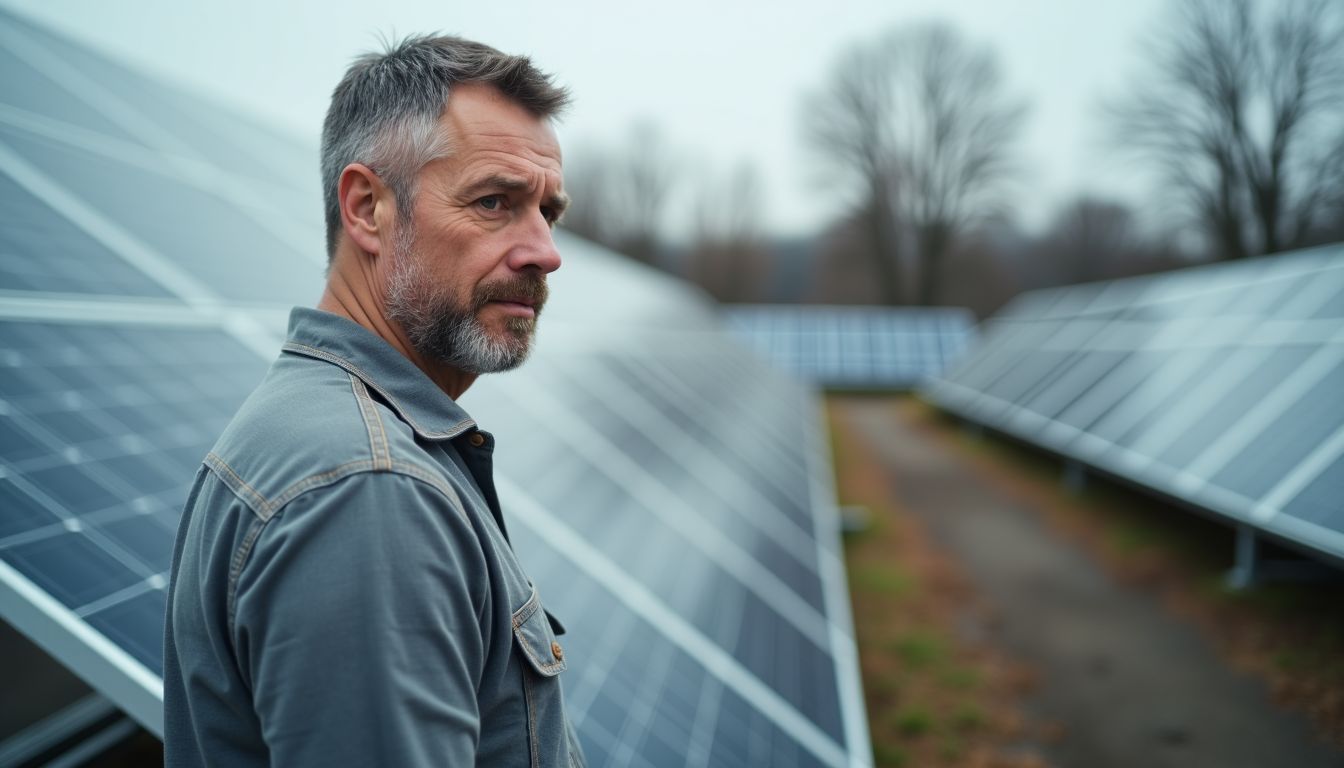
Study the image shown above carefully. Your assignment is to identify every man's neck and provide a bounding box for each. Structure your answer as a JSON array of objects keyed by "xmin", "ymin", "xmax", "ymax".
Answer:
[{"xmin": 317, "ymin": 253, "xmax": 477, "ymax": 400}]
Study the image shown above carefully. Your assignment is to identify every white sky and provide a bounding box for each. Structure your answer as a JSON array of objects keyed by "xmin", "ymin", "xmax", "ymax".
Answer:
[{"xmin": 4, "ymin": 0, "xmax": 1166, "ymax": 238}]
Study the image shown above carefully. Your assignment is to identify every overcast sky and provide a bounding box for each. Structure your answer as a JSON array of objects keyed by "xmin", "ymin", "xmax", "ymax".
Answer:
[{"xmin": 5, "ymin": 0, "xmax": 1166, "ymax": 238}]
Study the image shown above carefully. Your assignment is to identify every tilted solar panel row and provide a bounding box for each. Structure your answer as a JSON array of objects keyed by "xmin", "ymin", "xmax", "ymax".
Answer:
[
  {"xmin": 723, "ymin": 304, "xmax": 976, "ymax": 391},
  {"xmin": 0, "ymin": 7, "xmax": 871, "ymax": 766},
  {"xmin": 925, "ymin": 245, "xmax": 1344, "ymax": 566}
]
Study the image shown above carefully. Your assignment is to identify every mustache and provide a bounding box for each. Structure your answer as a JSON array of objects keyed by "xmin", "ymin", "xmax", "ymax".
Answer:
[{"xmin": 475, "ymin": 275, "xmax": 549, "ymax": 313}]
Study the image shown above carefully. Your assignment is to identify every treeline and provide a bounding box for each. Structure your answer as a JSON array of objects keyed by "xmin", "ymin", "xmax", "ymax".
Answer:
[{"xmin": 561, "ymin": 0, "xmax": 1344, "ymax": 318}]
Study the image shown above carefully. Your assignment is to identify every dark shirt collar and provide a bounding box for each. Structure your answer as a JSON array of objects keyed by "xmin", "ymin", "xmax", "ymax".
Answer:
[{"xmin": 280, "ymin": 306, "xmax": 476, "ymax": 441}]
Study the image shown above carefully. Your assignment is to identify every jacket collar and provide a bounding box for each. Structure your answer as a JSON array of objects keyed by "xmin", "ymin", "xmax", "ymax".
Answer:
[{"xmin": 280, "ymin": 306, "xmax": 477, "ymax": 441}]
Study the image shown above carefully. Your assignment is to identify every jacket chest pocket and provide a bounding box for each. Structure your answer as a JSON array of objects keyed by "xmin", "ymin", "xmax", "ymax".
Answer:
[{"xmin": 512, "ymin": 588, "xmax": 583, "ymax": 767}]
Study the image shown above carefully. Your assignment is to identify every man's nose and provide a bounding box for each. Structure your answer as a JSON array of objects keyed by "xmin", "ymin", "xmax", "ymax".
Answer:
[{"xmin": 509, "ymin": 211, "xmax": 562, "ymax": 274}]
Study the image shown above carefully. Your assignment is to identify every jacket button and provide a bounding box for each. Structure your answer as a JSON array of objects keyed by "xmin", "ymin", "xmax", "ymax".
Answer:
[
  {"xmin": 551, "ymin": 641, "xmax": 564, "ymax": 661},
  {"xmin": 469, "ymin": 433, "xmax": 485, "ymax": 447}
]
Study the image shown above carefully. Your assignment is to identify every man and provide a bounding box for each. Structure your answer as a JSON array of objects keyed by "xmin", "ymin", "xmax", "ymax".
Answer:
[{"xmin": 162, "ymin": 35, "xmax": 584, "ymax": 767}]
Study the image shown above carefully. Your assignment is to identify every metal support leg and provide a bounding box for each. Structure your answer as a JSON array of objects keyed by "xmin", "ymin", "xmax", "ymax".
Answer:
[
  {"xmin": 1225, "ymin": 524, "xmax": 1258, "ymax": 590},
  {"xmin": 1062, "ymin": 460, "xmax": 1087, "ymax": 494},
  {"xmin": 0, "ymin": 694, "xmax": 117, "ymax": 766}
]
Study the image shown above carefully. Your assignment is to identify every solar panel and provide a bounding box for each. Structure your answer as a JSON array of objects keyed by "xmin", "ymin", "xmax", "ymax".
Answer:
[
  {"xmin": 925, "ymin": 244, "xmax": 1344, "ymax": 567},
  {"xmin": 723, "ymin": 304, "xmax": 977, "ymax": 391},
  {"xmin": 0, "ymin": 8, "xmax": 871, "ymax": 766}
]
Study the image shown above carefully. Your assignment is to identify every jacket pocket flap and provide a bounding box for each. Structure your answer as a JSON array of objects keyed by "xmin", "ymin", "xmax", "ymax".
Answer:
[{"xmin": 512, "ymin": 588, "xmax": 566, "ymax": 677}]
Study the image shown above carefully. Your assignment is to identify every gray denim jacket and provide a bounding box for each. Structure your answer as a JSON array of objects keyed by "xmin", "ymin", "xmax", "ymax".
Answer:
[{"xmin": 163, "ymin": 307, "xmax": 585, "ymax": 767}]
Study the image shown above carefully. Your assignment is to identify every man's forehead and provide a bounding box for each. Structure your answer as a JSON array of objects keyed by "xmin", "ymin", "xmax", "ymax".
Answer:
[{"xmin": 440, "ymin": 84, "xmax": 562, "ymax": 159}]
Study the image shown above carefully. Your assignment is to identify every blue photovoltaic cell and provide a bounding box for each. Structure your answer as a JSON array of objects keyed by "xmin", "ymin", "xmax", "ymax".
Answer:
[
  {"xmin": 0, "ymin": 319, "xmax": 268, "ymax": 674},
  {"xmin": 0, "ymin": 125, "xmax": 319, "ymax": 305},
  {"xmin": 1, "ymin": 9, "xmax": 318, "ymax": 196},
  {"xmin": 0, "ymin": 171, "xmax": 176, "ymax": 298},
  {"xmin": 925, "ymin": 245, "xmax": 1344, "ymax": 565},
  {"xmin": 1282, "ymin": 451, "xmax": 1344, "ymax": 529},
  {"xmin": 4, "ymin": 531, "xmax": 146, "ymax": 610},
  {"xmin": 1210, "ymin": 359, "xmax": 1344, "ymax": 502},
  {"xmin": 0, "ymin": 43, "xmax": 144, "ymax": 146},
  {"xmin": 0, "ymin": 8, "xmax": 865, "ymax": 763},
  {"xmin": 509, "ymin": 514, "xmax": 835, "ymax": 767},
  {"xmin": 538, "ymin": 372, "xmax": 825, "ymax": 608},
  {"xmin": 519, "ymin": 462, "xmax": 841, "ymax": 740},
  {"xmin": 724, "ymin": 304, "xmax": 976, "ymax": 390},
  {"xmin": 85, "ymin": 588, "xmax": 167, "ymax": 674}
]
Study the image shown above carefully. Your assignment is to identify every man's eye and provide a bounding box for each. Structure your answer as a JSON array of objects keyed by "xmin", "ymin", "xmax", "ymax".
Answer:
[
  {"xmin": 478, "ymin": 195, "xmax": 504, "ymax": 211},
  {"xmin": 541, "ymin": 206, "xmax": 558, "ymax": 224}
]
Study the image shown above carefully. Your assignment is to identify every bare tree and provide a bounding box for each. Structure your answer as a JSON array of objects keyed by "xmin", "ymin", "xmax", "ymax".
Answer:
[
  {"xmin": 560, "ymin": 123, "xmax": 677, "ymax": 267},
  {"xmin": 806, "ymin": 23, "xmax": 1024, "ymax": 305},
  {"xmin": 1036, "ymin": 197, "xmax": 1141, "ymax": 284},
  {"xmin": 687, "ymin": 163, "xmax": 768, "ymax": 302},
  {"xmin": 1115, "ymin": 0, "xmax": 1344, "ymax": 259}
]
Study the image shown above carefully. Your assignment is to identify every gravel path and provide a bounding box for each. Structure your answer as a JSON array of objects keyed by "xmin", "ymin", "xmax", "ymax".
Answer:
[{"xmin": 835, "ymin": 397, "xmax": 1344, "ymax": 768}]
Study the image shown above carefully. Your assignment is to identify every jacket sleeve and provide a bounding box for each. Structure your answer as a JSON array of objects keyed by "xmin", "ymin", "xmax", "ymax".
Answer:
[{"xmin": 230, "ymin": 470, "xmax": 489, "ymax": 766}]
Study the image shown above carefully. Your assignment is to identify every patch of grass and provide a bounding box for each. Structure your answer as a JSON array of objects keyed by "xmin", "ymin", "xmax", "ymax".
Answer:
[
  {"xmin": 852, "ymin": 564, "xmax": 916, "ymax": 598},
  {"xmin": 1274, "ymin": 649, "xmax": 1310, "ymax": 673},
  {"xmin": 938, "ymin": 665, "xmax": 982, "ymax": 690},
  {"xmin": 1107, "ymin": 521, "xmax": 1162, "ymax": 554},
  {"xmin": 890, "ymin": 631, "xmax": 946, "ymax": 669},
  {"xmin": 872, "ymin": 742, "xmax": 908, "ymax": 767},
  {"xmin": 894, "ymin": 707, "xmax": 934, "ymax": 737},
  {"xmin": 939, "ymin": 735, "xmax": 966, "ymax": 761},
  {"xmin": 830, "ymin": 397, "xmax": 1034, "ymax": 766},
  {"xmin": 952, "ymin": 704, "xmax": 986, "ymax": 732}
]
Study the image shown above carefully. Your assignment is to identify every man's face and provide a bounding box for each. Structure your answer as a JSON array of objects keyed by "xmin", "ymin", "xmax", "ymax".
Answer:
[{"xmin": 384, "ymin": 84, "xmax": 566, "ymax": 374}]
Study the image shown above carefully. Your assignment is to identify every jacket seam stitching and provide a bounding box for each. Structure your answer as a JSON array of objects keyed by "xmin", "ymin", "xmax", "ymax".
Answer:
[
  {"xmin": 350, "ymin": 376, "xmax": 393, "ymax": 471},
  {"xmin": 226, "ymin": 516, "xmax": 267, "ymax": 636},
  {"xmin": 222, "ymin": 466, "xmax": 474, "ymax": 649},
  {"xmin": 204, "ymin": 453, "xmax": 271, "ymax": 519},
  {"xmin": 283, "ymin": 341, "xmax": 476, "ymax": 440}
]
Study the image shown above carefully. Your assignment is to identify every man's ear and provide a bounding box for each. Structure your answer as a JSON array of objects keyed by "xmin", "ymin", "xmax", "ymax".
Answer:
[{"xmin": 338, "ymin": 163, "xmax": 390, "ymax": 257}]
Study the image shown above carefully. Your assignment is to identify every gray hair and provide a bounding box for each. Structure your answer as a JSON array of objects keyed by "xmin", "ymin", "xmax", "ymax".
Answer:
[{"xmin": 320, "ymin": 35, "xmax": 571, "ymax": 259}]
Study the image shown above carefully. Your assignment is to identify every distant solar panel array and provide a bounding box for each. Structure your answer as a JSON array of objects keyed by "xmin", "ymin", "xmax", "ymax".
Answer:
[
  {"xmin": 723, "ymin": 305, "xmax": 976, "ymax": 390},
  {"xmin": 925, "ymin": 245, "xmax": 1344, "ymax": 567},
  {"xmin": 0, "ymin": 8, "xmax": 870, "ymax": 767}
]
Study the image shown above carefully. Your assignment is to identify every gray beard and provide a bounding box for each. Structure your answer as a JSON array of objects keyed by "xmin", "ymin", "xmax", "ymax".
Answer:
[{"xmin": 384, "ymin": 225, "xmax": 542, "ymax": 374}]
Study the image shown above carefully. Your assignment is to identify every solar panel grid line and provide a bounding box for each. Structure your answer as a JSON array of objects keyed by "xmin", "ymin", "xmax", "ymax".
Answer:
[
  {"xmin": 1265, "ymin": 511, "xmax": 1344, "ymax": 566},
  {"xmin": 995, "ymin": 340, "xmax": 1341, "ymax": 503},
  {"xmin": 0, "ymin": 294, "xmax": 207, "ymax": 326},
  {"xmin": 926, "ymin": 381, "xmax": 1292, "ymax": 536},
  {"xmin": 0, "ymin": 125, "xmax": 324, "ymax": 304},
  {"xmin": 0, "ymin": 104, "xmax": 322, "ymax": 265},
  {"xmin": 638, "ymin": 352, "xmax": 811, "ymax": 478},
  {"xmin": 1254, "ymin": 421, "xmax": 1344, "ymax": 523},
  {"xmin": 604, "ymin": 355, "xmax": 816, "ymax": 518},
  {"xmin": 633, "ymin": 369, "xmax": 818, "ymax": 536},
  {"xmin": 926, "ymin": 246, "xmax": 1344, "ymax": 566},
  {"xmin": 684, "ymin": 675, "xmax": 725, "ymax": 768},
  {"xmin": 491, "ymin": 374, "xmax": 835, "ymax": 652},
  {"xmin": 1181, "ymin": 337, "xmax": 1344, "ymax": 486},
  {"xmin": 0, "ymin": 471, "xmax": 162, "ymax": 592},
  {"xmin": 1122, "ymin": 345, "xmax": 1281, "ymax": 466},
  {"xmin": 0, "ymin": 22, "xmax": 212, "ymax": 165},
  {"xmin": 1086, "ymin": 348, "xmax": 1239, "ymax": 463},
  {"xmin": 964, "ymin": 324, "xmax": 1060, "ymax": 407},
  {"xmin": 71, "ymin": 575, "xmax": 161, "ymax": 620},
  {"xmin": 0, "ymin": 141, "xmax": 219, "ymax": 306},
  {"xmin": 497, "ymin": 479, "xmax": 850, "ymax": 768},
  {"xmin": 606, "ymin": 631, "xmax": 684, "ymax": 767},
  {"xmin": 541, "ymin": 359, "xmax": 824, "ymax": 572},
  {"xmin": 559, "ymin": 584, "xmax": 641, "ymax": 728},
  {"xmin": 0, "ymin": 559, "xmax": 162, "ymax": 736},
  {"xmin": 800, "ymin": 392, "xmax": 872, "ymax": 766}
]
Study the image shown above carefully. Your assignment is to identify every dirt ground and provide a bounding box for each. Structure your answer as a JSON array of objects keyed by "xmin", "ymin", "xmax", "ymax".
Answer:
[{"xmin": 832, "ymin": 395, "xmax": 1344, "ymax": 768}]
